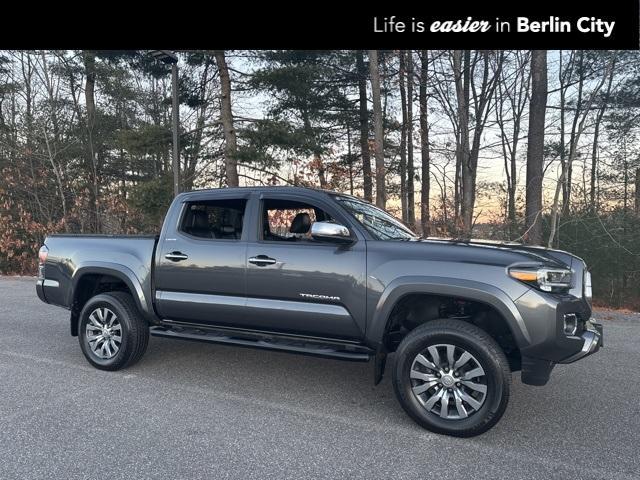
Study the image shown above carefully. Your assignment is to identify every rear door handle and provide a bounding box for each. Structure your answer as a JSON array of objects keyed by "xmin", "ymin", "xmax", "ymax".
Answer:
[
  {"xmin": 165, "ymin": 251, "xmax": 189, "ymax": 262},
  {"xmin": 248, "ymin": 255, "xmax": 277, "ymax": 266}
]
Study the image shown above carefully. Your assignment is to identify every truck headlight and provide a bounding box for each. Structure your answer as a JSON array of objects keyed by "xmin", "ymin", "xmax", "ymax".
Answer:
[{"xmin": 509, "ymin": 267, "xmax": 572, "ymax": 292}]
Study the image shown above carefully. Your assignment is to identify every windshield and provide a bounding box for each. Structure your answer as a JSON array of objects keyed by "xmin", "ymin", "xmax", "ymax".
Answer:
[{"xmin": 333, "ymin": 196, "xmax": 418, "ymax": 241}]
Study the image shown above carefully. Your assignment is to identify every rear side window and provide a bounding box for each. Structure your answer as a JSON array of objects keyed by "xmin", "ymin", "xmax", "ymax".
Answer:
[{"xmin": 180, "ymin": 199, "xmax": 246, "ymax": 240}]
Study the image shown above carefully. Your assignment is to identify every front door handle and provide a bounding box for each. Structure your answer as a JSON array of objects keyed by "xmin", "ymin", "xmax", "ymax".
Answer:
[
  {"xmin": 248, "ymin": 255, "xmax": 277, "ymax": 266},
  {"xmin": 165, "ymin": 251, "xmax": 189, "ymax": 262}
]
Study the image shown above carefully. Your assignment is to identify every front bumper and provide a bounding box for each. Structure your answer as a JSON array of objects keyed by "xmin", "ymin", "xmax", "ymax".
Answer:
[
  {"xmin": 516, "ymin": 291, "xmax": 603, "ymax": 386},
  {"xmin": 520, "ymin": 322, "xmax": 602, "ymax": 385},
  {"xmin": 559, "ymin": 321, "xmax": 603, "ymax": 363}
]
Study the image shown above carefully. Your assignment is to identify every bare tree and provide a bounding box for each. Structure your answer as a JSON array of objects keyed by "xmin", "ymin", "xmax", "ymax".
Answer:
[
  {"xmin": 452, "ymin": 50, "xmax": 470, "ymax": 229},
  {"xmin": 368, "ymin": 50, "xmax": 385, "ymax": 208},
  {"xmin": 455, "ymin": 50, "xmax": 502, "ymax": 238},
  {"xmin": 214, "ymin": 50, "xmax": 239, "ymax": 187},
  {"xmin": 356, "ymin": 51, "xmax": 373, "ymax": 202},
  {"xmin": 590, "ymin": 54, "xmax": 617, "ymax": 211},
  {"xmin": 430, "ymin": 51, "xmax": 461, "ymax": 224},
  {"xmin": 562, "ymin": 51, "xmax": 584, "ymax": 218},
  {"xmin": 40, "ymin": 101, "xmax": 67, "ymax": 223},
  {"xmin": 83, "ymin": 50, "xmax": 100, "ymax": 232},
  {"xmin": 524, "ymin": 50, "xmax": 547, "ymax": 245},
  {"xmin": 406, "ymin": 51, "xmax": 416, "ymax": 228},
  {"xmin": 635, "ymin": 167, "xmax": 640, "ymax": 216},
  {"xmin": 495, "ymin": 51, "xmax": 530, "ymax": 237},
  {"xmin": 182, "ymin": 56, "xmax": 213, "ymax": 191},
  {"xmin": 399, "ymin": 51, "xmax": 408, "ymax": 221},
  {"xmin": 548, "ymin": 53, "xmax": 615, "ymax": 247},
  {"xmin": 419, "ymin": 50, "xmax": 431, "ymax": 236}
]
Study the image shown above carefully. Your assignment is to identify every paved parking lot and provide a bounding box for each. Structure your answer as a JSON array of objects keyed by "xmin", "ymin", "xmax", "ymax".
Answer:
[{"xmin": 1, "ymin": 276, "xmax": 639, "ymax": 479}]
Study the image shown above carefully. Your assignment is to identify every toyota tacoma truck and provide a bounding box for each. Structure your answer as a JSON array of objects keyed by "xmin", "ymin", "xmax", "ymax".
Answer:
[{"xmin": 36, "ymin": 186, "xmax": 602, "ymax": 436}]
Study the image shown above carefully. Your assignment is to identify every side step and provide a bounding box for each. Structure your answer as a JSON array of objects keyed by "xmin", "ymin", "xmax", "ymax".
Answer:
[{"xmin": 150, "ymin": 325, "xmax": 373, "ymax": 362}]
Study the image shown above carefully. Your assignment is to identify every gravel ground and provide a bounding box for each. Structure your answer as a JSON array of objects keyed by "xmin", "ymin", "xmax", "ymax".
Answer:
[{"xmin": 1, "ymin": 276, "xmax": 639, "ymax": 480}]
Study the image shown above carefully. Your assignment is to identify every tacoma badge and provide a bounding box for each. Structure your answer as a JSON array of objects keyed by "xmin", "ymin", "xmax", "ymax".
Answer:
[{"xmin": 299, "ymin": 293, "xmax": 341, "ymax": 301}]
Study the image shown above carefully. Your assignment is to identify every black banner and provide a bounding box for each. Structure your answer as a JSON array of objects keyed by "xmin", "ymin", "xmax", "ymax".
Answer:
[
  {"xmin": 361, "ymin": 13, "xmax": 639, "ymax": 49},
  {"xmin": 3, "ymin": 2, "xmax": 639, "ymax": 49}
]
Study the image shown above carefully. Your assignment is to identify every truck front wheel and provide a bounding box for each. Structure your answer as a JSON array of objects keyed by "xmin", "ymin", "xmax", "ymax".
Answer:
[
  {"xmin": 78, "ymin": 292, "xmax": 149, "ymax": 371},
  {"xmin": 392, "ymin": 319, "xmax": 510, "ymax": 437}
]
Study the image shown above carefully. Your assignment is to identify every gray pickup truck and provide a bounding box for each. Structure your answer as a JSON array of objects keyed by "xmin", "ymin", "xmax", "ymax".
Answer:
[{"xmin": 36, "ymin": 186, "xmax": 602, "ymax": 436}]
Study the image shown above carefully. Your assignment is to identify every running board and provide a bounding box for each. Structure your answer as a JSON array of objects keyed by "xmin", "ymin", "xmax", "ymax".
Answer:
[{"xmin": 150, "ymin": 325, "xmax": 373, "ymax": 362}]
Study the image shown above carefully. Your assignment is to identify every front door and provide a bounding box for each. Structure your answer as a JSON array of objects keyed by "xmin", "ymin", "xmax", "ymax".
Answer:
[
  {"xmin": 154, "ymin": 194, "xmax": 249, "ymax": 326},
  {"xmin": 244, "ymin": 193, "xmax": 367, "ymax": 340}
]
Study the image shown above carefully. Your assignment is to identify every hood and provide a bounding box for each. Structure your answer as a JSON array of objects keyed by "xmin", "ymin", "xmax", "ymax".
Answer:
[{"xmin": 406, "ymin": 237, "xmax": 577, "ymax": 270}]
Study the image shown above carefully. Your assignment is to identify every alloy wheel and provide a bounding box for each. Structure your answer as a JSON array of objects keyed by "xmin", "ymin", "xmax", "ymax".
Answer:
[
  {"xmin": 85, "ymin": 307, "xmax": 122, "ymax": 360},
  {"xmin": 409, "ymin": 343, "xmax": 488, "ymax": 420}
]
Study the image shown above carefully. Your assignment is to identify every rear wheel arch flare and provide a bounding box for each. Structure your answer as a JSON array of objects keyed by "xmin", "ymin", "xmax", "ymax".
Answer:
[{"xmin": 70, "ymin": 266, "xmax": 147, "ymax": 335}]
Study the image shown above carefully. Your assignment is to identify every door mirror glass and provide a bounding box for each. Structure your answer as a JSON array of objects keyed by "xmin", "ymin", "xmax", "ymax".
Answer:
[{"xmin": 311, "ymin": 222, "xmax": 352, "ymax": 243}]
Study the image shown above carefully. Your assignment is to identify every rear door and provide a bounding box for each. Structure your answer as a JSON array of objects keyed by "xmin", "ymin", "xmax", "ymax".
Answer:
[
  {"xmin": 244, "ymin": 192, "xmax": 367, "ymax": 340},
  {"xmin": 154, "ymin": 192, "xmax": 251, "ymax": 326}
]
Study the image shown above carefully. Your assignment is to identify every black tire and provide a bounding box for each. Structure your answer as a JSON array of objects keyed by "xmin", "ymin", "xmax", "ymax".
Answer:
[
  {"xmin": 78, "ymin": 292, "xmax": 149, "ymax": 371},
  {"xmin": 392, "ymin": 319, "xmax": 510, "ymax": 437}
]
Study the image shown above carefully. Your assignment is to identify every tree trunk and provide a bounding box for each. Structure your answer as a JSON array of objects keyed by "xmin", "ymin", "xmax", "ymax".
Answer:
[
  {"xmin": 562, "ymin": 51, "xmax": 585, "ymax": 218},
  {"xmin": 495, "ymin": 51, "xmax": 529, "ymax": 238},
  {"xmin": 557, "ymin": 51, "xmax": 568, "ymax": 226},
  {"xmin": 399, "ymin": 51, "xmax": 408, "ymax": 221},
  {"xmin": 368, "ymin": 50, "xmax": 385, "ymax": 209},
  {"xmin": 419, "ymin": 50, "xmax": 431, "ymax": 237},
  {"xmin": 406, "ymin": 51, "xmax": 415, "ymax": 228},
  {"xmin": 453, "ymin": 50, "xmax": 470, "ymax": 235},
  {"xmin": 356, "ymin": 51, "xmax": 373, "ymax": 202},
  {"xmin": 623, "ymin": 145, "xmax": 629, "ymax": 213},
  {"xmin": 507, "ymin": 135, "xmax": 518, "ymax": 235},
  {"xmin": 457, "ymin": 51, "xmax": 499, "ymax": 238},
  {"xmin": 315, "ymin": 153, "xmax": 327, "ymax": 189},
  {"xmin": 347, "ymin": 126, "xmax": 354, "ymax": 195},
  {"xmin": 214, "ymin": 50, "xmax": 239, "ymax": 187},
  {"xmin": 553, "ymin": 50, "xmax": 569, "ymax": 245},
  {"xmin": 182, "ymin": 60, "xmax": 210, "ymax": 191},
  {"xmin": 83, "ymin": 50, "xmax": 100, "ymax": 233},
  {"xmin": 524, "ymin": 50, "xmax": 547, "ymax": 246},
  {"xmin": 635, "ymin": 167, "xmax": 640, "ymax": 216},
  {"xmin": 590, "ymin": 110, "xmax": 602, "ymax": 213},
  {"xmin": 590, "ymin": 57, "xmax": 616, "ymax": 212}
]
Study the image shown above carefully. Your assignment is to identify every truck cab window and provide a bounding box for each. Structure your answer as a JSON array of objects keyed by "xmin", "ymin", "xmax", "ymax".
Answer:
[
  {"xmin": 180, "ymin": 199, "xmax": 246, "ymax": 240},
  {"xmin": 333, "ymin": 195, "xmax": 416, "ymax": 241},
  {"xmin": 262, "ymin": 199, "xmax": 333, "ymax": 242}
]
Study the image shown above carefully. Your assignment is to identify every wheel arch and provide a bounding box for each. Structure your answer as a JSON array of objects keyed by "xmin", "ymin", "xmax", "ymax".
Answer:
[
  {"xmin": 69, "ymin": 263, "xmax": 157, "ymax": 335},
  {"xmin": 369, "ymin": 276, "xmax": 530, "ymax": 347},
  {"xmin": 367, "ymin": 276, "xmax": 531, "ymax": 366},
  {"xmin": 368, "ymin": 276, "xmax": 530, "ymax": 384}
]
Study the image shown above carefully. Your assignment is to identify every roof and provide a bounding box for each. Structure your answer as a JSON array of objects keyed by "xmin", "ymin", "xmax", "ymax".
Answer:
[{"xmin": 178, "ymin": 185, "xmax": 353, "ymax": 199}]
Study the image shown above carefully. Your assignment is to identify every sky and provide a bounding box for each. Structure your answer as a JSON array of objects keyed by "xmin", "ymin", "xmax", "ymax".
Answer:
[{"xmin": 193, "ymin": 51, "xmax": 631, "ymax": 224}]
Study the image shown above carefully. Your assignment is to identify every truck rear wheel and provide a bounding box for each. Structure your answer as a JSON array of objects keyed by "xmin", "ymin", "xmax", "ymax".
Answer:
[
  {"xmin": 392, "ymin": 319, "xmax": 510, "ymax": 437},
  {"xmin": 78, "ymin": 292, "xmax": 149, "ymax": 371}
]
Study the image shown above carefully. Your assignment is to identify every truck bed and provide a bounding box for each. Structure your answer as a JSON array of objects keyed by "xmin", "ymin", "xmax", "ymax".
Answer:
[{"xmin": 38, "ymin": 235, "xmax": 158, "ymax": 312}]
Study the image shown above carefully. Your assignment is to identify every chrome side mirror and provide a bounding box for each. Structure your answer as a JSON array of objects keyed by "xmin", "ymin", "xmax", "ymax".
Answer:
[{"xmin": 310, "ymin": 222, "xmax": 353, "ymax": 244}]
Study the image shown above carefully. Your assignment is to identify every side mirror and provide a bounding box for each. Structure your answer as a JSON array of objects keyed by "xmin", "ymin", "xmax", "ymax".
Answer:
[{"xmin": 310, "ymin": 221, "xmax": 353, "ymax": 244}]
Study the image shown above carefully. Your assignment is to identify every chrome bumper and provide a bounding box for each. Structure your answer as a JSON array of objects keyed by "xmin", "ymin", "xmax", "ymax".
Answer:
[{"xmin": 560, "ymin": 322, "xmax": 603, "ymax": 363}]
